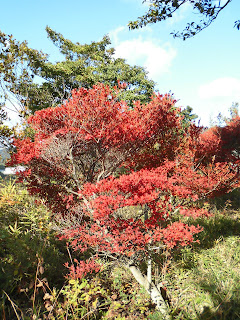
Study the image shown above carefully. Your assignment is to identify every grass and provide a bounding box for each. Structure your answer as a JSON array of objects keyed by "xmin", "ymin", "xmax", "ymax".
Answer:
[
  {"xmin": 165, "ymin": 209, "xmax": 240, "ymax": 320},
  {"xmin": 1, "ymin": 177, "xmax": 240, "ymax": 319}
]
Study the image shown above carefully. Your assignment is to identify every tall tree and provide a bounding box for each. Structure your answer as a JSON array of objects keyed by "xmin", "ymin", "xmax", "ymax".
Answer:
[
  {"xmin": 0, "ymin": 30, "xmax": 48, "ymax": 117},
  {"xmin": 0, "ymin": 28, "xmax": 155, "ymax": 116},
  {"xmin": 129, "ymin": 0, "xmax": 239, "ymax": 40}
]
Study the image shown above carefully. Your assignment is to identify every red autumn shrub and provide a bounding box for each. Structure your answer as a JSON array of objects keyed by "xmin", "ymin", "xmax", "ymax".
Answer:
[
  {"xmin": 10, "ymin": 83, "xmax": 182, "ymax": 214},
  {"xmin": 9, "ymin": 84, "xmax": 240, "ymax": 312},
  {"xmin": 198, "ymin": 115, "xmax": 240, "ymax": 163}
]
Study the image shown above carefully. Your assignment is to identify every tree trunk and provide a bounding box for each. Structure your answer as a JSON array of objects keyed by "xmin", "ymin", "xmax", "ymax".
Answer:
[{"xmin": 126, "ymin": 263, "xmax": 170, "ymax": 319}]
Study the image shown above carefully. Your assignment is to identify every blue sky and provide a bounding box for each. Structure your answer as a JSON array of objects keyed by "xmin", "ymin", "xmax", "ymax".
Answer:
[{"xmin": 1, "ymin": 0, "xmax": 240, "ymax": 126}]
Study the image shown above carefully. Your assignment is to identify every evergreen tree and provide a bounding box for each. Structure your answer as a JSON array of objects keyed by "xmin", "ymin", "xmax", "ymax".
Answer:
[{"xmin": 0, "ymin": 27, "xmax": 155, "ymax": 115}]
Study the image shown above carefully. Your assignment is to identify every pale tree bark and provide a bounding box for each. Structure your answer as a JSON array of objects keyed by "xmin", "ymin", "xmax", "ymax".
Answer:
[{"xmin": 126, "ymin": 263, "xmax": 170, "ymax": 319}]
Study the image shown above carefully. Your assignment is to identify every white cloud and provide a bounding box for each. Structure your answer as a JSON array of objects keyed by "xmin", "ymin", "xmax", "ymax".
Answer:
[
  {"xmin": 198, "ymin": 77, "xmax": 240, "ymax": 100},
  {"xmin": 108, "ymin": 25, "xmax": 152, "ymax": 44},
  {"xmin": 194, "ymin": 99, "xmax": 237, "ymax": 126},
  {"xmin": 186, "ymin": 77, "xmax": 240, "ymax": 126},
  {"xmin": 108, "ymin": 25, "xmax": 177, "ymax": 80},
  {"xmin": 167, "ymin": 2, "xmax": 192, "ymax": 26},
  {"xmin": 113, "ymin": 37, "xmax": 177, "ymax": 79},
  {"xmin": 109, "ymin": 26, "xmax": 126, "ymax": 44}
]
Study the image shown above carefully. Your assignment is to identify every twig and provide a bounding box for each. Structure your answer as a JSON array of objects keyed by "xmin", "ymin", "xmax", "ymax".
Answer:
[
  {"xmin": 2, "ymin": 291, "xmax": 23, "ymax": 320},
  {"xmin": 66, "ymin": 243, "xmax": 74, "ymax": 265}
]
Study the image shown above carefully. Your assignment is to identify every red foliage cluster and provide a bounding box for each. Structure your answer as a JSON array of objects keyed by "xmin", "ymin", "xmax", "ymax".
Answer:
[
  {"xmin": 65, "ymin": 258, "xmax": 102, "ymax": 280},
  {"xmin": 10, "ymin": 84, "xmax": 240, "ymax": 278},
  {"xmin": 10, "ymin": 84, "xmax": 182, "ymax": 214},
  {"xmin": 198, "ymin": 115, "xmax": 240, "ymax": 163}
]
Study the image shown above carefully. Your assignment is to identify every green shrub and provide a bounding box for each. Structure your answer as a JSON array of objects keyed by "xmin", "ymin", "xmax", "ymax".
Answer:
[{"xmin": 0, "ymin": 178, "xmax": 69, "ymax": 318}]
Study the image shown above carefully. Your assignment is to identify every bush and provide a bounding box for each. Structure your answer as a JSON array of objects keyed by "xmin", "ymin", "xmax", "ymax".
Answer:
[
  {"xmin": 0, "ymin": 178, "xmax": 156, "ymax": 319},
  {"xmin": 0, "ymin": 178, "xmax": 69, "ymax": 318}
]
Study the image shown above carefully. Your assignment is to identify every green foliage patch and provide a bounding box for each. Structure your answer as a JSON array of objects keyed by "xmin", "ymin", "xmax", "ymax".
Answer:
[
  {"xmin": 166, "ymin": 227, "xmax": 240, "ymax": 319},
  {"xmin": 0, "ymin": 178, "xmax": 68, "ymax": 318},
  {"xmin": 0, "ymin": 176, "xmax": 240, "ymax": 319}
]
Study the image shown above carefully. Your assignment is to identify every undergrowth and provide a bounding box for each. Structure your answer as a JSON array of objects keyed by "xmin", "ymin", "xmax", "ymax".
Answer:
[
  {"xmin": 0, "ymin": 178, "xmax": 239, "ymax": 319},
  {"xmin": 166, "ymin": 205, "xmax": 240, "ymax": 320}
]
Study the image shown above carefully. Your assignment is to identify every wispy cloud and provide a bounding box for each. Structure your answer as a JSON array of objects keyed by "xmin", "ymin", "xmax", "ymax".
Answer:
[
  {"xmin": 166, "ymin": 2, "xmax": 192, "ymax": 26},
  {"xmin": 114, "ymin": 38, "xmax": 176, "ymax": 78},
  {"xmin": 109, "ymin": 26, "xmax": 126, "ymax": 44},
  {"xmin": 109, "ymin": 26, "xmax": 177, "ymax": 80},
  {"xmin": 192, "ymin": 77, "xmax": 240, "ymax": 125},
  {"xmin": 198, "ymin": 77, "xmax": 240, "ymax": 99}
]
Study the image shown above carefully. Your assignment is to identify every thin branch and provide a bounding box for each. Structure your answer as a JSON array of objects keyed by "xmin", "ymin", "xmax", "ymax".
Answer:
[{"xmin": 3, "ymin": 291, "xmax": 23, "ymax": 320}]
